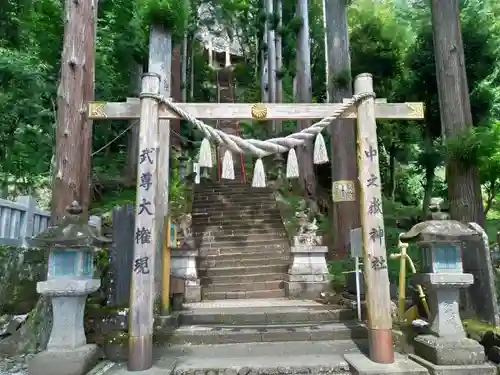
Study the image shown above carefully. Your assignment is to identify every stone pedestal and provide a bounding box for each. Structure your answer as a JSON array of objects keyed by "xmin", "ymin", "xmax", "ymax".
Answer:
[
  {"xmin": 29, "ymin": 279, "xmax": 101, "ymax": 375},
  {"xmin": 409, "ymin": 273, "xmax": 496, "ymax": 375},
  {"xmin": 344, "ymin": 352, "xmax": 429, "ymax": 375},
  {"xmin": 413, "ymin": 273, "xmax": 473, "ymax": 338},
  {"xmin": 285, "ymin": 235, "xmax": 330, "ymax": 299},
  {"xmin": 28, "ymin": 344, "xmax": 100, "ymax": 375},
  {"xmin": 171, "ymin": 248, "xmax": 201, "ymax": 302}
]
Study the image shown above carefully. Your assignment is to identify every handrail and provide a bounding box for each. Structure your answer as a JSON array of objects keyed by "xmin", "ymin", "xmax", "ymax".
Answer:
[{"xmin": 215, "ymin": 68, "xmax": 246, "ymax": 182}]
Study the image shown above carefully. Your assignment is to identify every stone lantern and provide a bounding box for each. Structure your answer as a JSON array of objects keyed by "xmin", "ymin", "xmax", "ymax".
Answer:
[
  {"xmin": 28, "ymin": 202, "xmax": 111, "ymax": 375},
  {"xmin": 400, "ymin": 220, "xmax": 495, "ymax": 374},
  {"xmin": 178, "ymin": 154, "xmax": 189, "ymax": 181}
]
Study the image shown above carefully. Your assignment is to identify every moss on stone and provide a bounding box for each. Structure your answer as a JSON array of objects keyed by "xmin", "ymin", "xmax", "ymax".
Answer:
[
  {"xmin": 463, "ymin": 318, "xmax": 500, "ymax": 341},
  {"xmin": 0, "ymin": 246, "xmax": 47, "ymax": 315}
]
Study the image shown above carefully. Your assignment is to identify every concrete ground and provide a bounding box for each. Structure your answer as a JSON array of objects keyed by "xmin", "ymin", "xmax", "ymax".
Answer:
[{"xmin": 99, "ymin": 340, "xmax": 368, "ymax": 375}]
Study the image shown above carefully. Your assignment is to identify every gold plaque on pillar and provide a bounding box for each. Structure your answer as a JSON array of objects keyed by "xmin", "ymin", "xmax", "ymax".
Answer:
[
  {"xmin": 88, "ymin": 102, "xmax": 106, "ymax": 118},
  {"xmin": 251, "ymin": 103, "xmax": 268, "ymax": 120},
  {"xmin": 332, "ymin": 180, "xmax": 356, "ymax": 202}
]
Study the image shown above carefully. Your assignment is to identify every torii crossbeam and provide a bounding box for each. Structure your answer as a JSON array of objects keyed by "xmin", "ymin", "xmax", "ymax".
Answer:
[
  {"xmin": 88, "ymin": 73, "xmax": 424, "ymax": 371},
  {"xmin": 88, "ymin": 99, "xmax": 423, "ymax": 121}
]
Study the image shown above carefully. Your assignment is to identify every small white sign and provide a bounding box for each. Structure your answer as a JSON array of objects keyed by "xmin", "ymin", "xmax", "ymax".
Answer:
[
  {"xmin": 350, "ymin": 227, "xmax": 363, "ymax": 258},
  {"xmin": 193, "ymin": 162, "xmax": 200, "ymax": 184}
]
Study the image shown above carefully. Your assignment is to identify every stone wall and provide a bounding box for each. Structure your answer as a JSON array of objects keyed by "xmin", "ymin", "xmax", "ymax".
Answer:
[{"xmin": 0, "ymin": 246, "xmax": 47, "ymax": 315}]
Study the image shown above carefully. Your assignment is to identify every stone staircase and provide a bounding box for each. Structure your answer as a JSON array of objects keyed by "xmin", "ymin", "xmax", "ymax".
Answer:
[
  {"xmin": 192, "ymin": 180, "xmax": 290, "ymax": 300},
  {"xmin": 155, "ymin": 298, "xmax": 369, "ymax": 374}
]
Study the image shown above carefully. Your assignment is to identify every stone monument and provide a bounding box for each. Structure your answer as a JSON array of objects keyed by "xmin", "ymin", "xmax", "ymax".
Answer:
[
  {"xmin": 28, "ymin": 202, "xmax": 111, "ymax": 375},
  {"xmin": 171, "ymin": 213, "xmax": 201, "ymax": 302},
  {"xmin": 285, "ymin": 212, "xmax": 330, "ymax": 298},
  {"xmin": 400, "ymin": 220, "xmax": 496, "ymax": 375}
]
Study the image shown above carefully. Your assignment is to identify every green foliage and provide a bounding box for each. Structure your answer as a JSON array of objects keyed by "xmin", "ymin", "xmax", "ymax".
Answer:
[
  {"xmin": 169, "ymin": 152, "xmax": 192, "ymax": 220},
  {"xmin": 445, "ymin": 126, "xmax": 498, "ymax": 167},
  {"xmin": 394, "ymin": 166, "xmax": 425, "ymax": 206},
  {"xmin": 89, "ymin": 188, "xmax": 136, "ymax": 217},
  {"xmin": 288, "ymin": 16, "xmax": 303, "ymax": 34},
  {"xmin": 479, "ymin": 122, "xmax": 500, "ymax": 183},
  {"xmin": 136, "ymin": 0, "xmax": 190, "ymax": 39},
  {"xmin": 2, "ymin": 0, "xmax": 500, "ymax": 289},
  {"xmin": 275, "ymin": 68, "xmax": 286, "ymax": 80},
  {"xmin": 267, "ymin": 12, "xmax": 280, "ymax": 30},
  {"xmin": 330, "ymin": 69, "xmax": 351, "ymax": 90}
]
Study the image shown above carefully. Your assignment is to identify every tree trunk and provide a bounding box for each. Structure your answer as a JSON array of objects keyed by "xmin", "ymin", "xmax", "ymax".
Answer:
[
  {"xmin": 52, "ymin": 0, "xmax": 95, "ymax": 223},
  {"xmin": 322, "ymin": 0, "xmax": 329, "ymax": 101},
  {"xmin": 386, "ymin": 144, "xmax": 396, "ymax": 200},
  {"xmin": 171, "ymin": 44, "xmax": 182, "ymax": 149},
  {"xmin": 266, "ymin": 0, "xmax": 276, "ymax": 133},
  {"xmin": 79, "ymin": 0, "xmax": 96, "ymax": 215},
  {"xmin": 324, "ymin": 0, "xmax": 359, "ymax": 258},
  {"xmin": 189, "ymin": 33, "xmax": 195, "ymax": 101},
  {"xmin": 181, "ymin": 34, "xmax": 188, "ymax": 102},
  {"xmin": 274, "ymin": 0, "xmax": 283, "ymax": 134},
  {"xmin": 421, "ymin": 128, "xmax": 436, "ymax": 218},
  {"xmin": 422, "ymin": 167, "xmax": 436, "ymax": 219},
  {"xmin": 295, "ymin": 0, "xmax": 316, "ymax": 195},
  {"xmin": 261, "ymin": 14, "xmax": 269, "ymax": 102},
  {"xmin": 123, "ymin": 63, "xmax": 142, "ymax": 186},
  {"xmin": 430, "ymin": 0, "xmax": 485, "ymax": 226}
]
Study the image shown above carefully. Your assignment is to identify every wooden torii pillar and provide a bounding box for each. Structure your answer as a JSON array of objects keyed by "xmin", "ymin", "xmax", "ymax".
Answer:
[{"xmin": 88, "ymin": 73, "xmax": 424, "ymax": 371}]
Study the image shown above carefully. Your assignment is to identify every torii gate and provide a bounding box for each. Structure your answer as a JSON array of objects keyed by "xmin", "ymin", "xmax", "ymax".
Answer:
[{"xmin": 88, "ymin": 73, "xmax": 424, "ymax": 371}]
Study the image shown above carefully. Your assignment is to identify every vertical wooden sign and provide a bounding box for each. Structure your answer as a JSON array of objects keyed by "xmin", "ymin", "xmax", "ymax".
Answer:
[
  {"xmin": 354, "ymin": 73, "xmax": 394, "ymax": 364},
  {"xmin": 128, "ymin": 73, "xmax": 160, "ymax": 371},
  {"xmin": 149, "ymin": 26, "xmax": 172, "ymax": 300}
]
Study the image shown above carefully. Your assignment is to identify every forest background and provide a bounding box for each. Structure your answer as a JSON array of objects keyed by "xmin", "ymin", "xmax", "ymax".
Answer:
[{"xmin": 2, "ymin": 0, "xmax": 500, "ymax": 281}]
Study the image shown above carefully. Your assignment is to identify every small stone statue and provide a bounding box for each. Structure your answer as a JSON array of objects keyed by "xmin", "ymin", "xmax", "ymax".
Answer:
[
  {"xmin": 177, "ymin": 213, "xmax": 193, "ymax": 240},
  {"xmin": 295, "ymin": 210, "xmax": 309, "ymax": 235},
  {"xmin": 295, "ymin": 209, "xmax": 319, "ymax": 245}
]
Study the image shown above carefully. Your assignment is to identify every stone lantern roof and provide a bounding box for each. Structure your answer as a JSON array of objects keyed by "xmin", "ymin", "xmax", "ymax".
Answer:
[
  {"xmin": 30, "ymin": 201, "xmax": 111, "ymax": 249},
  {"xmin": 400, "ymin": 220, "xmax": 477, "ymax": 242}
]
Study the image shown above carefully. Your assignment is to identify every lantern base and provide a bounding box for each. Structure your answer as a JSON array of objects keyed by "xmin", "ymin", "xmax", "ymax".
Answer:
[
  {"xmin": 28, "ymin": 344, "xmax": 99, "ymax": 375},
  {"xmin": 413, "ymin": 335, "xmax": 486, "ymax": 366},
  {"xmin": 409, "ymin": 353, "xmax": 496, "ymax": 375}
]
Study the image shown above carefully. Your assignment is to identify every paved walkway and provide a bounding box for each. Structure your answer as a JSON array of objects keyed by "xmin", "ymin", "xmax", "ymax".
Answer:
[{"xmin": 98, "ymin": 340, "xmax": 367, "ymax": 375}]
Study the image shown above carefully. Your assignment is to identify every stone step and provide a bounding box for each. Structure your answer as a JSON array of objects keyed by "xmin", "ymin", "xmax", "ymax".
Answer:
[
  {"xmin": 192, "ymin": 204, "xmax": 279, "ymax": 214},
  {"xmin": 195, "ymin": 185, "xmax": 273, "ymax": 193},
  {"xmin": 202, "ymin": 288, "xmax": 286, "ymax": 300},
  {"xmin": 201, "ymin": 272, "xmax": 284, "ymax": 285},
  {"xmin": 200, "ymin": 255, "xmax": 289, "ymax": 268},
  {"xmin": 153, "ymin": 340, "xmax": 368, "ymax": 375},
  {"xmin": 192, "ymin": 221, "xmax": 286, "ymax": 232},
  {"xmin": 202, "ymin": 280, "xmax": 284, "ymax": 293},
  {"xmin": 193, "ymin": 194, "xmax": 275, "ymax": 204},
  {"xmin": 191, "ymin": 209, "xmax": 281, "ymax": 223},
  {"xmin": 194, "ymin": 220, "xmax": 285, "ymax": 232},
  {"xmin": 193, "ymin": 226, "xmax": 286, "ymax": 238},
  {"xmin": 200, "ymin": 243, "xmax": 288, "ymax": 256},
  {"xmin": 200, "ymin": 251, "xmax": 289, "ymax": 262},
  {"xmin": 192, "ymin": 201, "xmax": 277, "ymax": 211},
  {"xmin": 191, "ymin": 211, "xmax": 279, "ymax": 221},
  {"xmin": 179, "ymin": 304, "xmax": 357, "ymax": 326},
  {"xmin": 198, "ymin": 238, "xmax": 288, "ymax": 250},
  {"xmin": 194, "ymin": 186, "xmax": 273, "ymax": 193},
  {"xmin": 193, "ymin": 189, "xmax": 276, "ymax": 202},
  {"xmin": 170, "ymin": 321, "xmax": 367, "ymax": 345},
  {"xmin": 195, "ymin": 233, "xmax": 288, "ymax": 246},
  {"xmin": 200, "ymin": 264, "xmax": 288, "ymax": 277}
]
